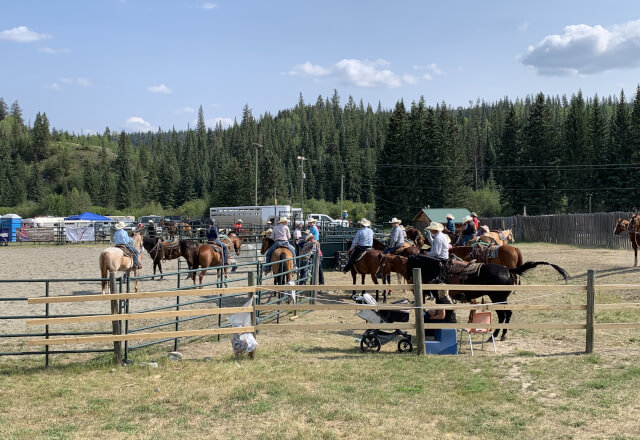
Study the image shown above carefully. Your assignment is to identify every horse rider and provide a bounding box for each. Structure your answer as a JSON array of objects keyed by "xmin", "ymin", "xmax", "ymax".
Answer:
[
  {"xmin": 206, "ymin": 219, "xmax": 229, "ymax": 265},
  {"xmin": 308, "ymin": 218, "xmax": 320, "ymax": 240},
  {"xmin": 459, "ymin": 216, "xmax": 476, "ymax": 246},
  {"xmin": 147, "ymin": 219, "xmax": 156, "ymax": 239},
  {"xmin": 477, "ymin": 225, "xmax": 490, "ymax": 237},
  {"xmin": 384, "ymin": 217, "xmax": 404, "ymax": 254},
  {"xmin": 445, "ymin": 214, "xmax": 456, "ymax": 234},
  {"xmin": 342, "ymin": 218, "xmax": 373, "ymax": 273},
  {"xmin": 293, "ymin": 222, "xmax": 303, "ymax": 254},
  {"xmin": 233, "ymin": 219, "xmax": 243, "ymax": 235},
  {"xmin": 425, "ymin": 222, "xmax": 449, "ymax": 260},
  {"xmin": 341, "ymin": 210, "xmax": 348, "ymax": 221},
  {"xmin": 470, "ymin": 212, "xmax": 480, "ymax": 230},
  {"xmin": 112, "ymin": 221, "xmax": 142, "ymax": 269},
  {"xmin": 263, "ymin": 217, "xmax": 297, "ymax": 274}
]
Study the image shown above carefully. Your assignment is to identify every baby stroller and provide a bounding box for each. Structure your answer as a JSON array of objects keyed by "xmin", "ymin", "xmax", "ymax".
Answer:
[{"xmin": 356, "ymin": 293, "xmax": 413, "ymax": 353}]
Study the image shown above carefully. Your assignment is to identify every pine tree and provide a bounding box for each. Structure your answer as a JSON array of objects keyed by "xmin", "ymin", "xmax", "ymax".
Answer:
[
  {"xmin": 588, "ymin": 95, "xmax": 609, "ymax": 211},
  {"xmin": 609, "ymin": 91, "xmax": 632, "ymax": 210},
  {"xmin": 115, "ymin": 131, "xmax": 134, "ymax": 210},
  {"xmin": 31, "ymin": 112, "xmax": 50, "ymax": 161},
  {"xmin": 0, "ymin": 98, "xmax": 8, "ymax": 121},
  {"xmin": 563, "ymin": 92, "xmax": 588, "ymax": 212}
]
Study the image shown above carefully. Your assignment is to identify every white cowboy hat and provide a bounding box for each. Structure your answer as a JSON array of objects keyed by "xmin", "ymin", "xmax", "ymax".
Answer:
[
  {"xmin": 148, "ymin": 219, "xmax": 154, "ymax": 224},
  {"xmin": 359, "ymin": 218, "xmax": 371, "ymax": 227},
  {"xmin": 444, "ymin": 234, "xmax": 451, "ymax": 244},
  {"xmin": 114, "ymin": 221, "xmax": 126, "ymax": 230},
  {"xmin": 463, "ymin": 216, "xmax": 473, "ymax": 223},
  {"xmin": 266, "ymin": 228, "xmax": 273, "ymax": 234},
  {"xmin": 471, "ymin": 212, "xmax": 478, "ymax": 217},
  {"xmin": 237, "ymin": 219, "xmax": 243, "ymax": 223},
  {"xmin": 446, "ymin": 213, "xmax": 454, "ymax": 220},
  {"xmin": 305, "ymin": 233, "xmax": 315, "ymax": 240},
  {"xmin": 307, "ymin": 218, "xmax": 317, "ymax": 223},
  {"xmin": 388, "ymin": 217, "xmax": 402, "ymax": 224},
  {"xmin": 278, "ymin": 217, "xmax": 289, "ymax": 223},
  {"xmin": 426, "ymin": 221, "xmax": 444, "ymax": 232},
  {"xmin": 480, "ymin": 225, "xmax": 490, "ymax": 233}
]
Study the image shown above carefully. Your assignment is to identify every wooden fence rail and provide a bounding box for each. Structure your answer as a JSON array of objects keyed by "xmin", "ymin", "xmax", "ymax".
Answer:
[{"xmin": 24, "ymin": 269, "xmax": 640, "ymax": 358}]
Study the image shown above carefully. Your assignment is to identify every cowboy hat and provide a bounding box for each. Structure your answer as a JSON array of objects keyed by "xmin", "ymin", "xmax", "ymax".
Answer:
[
  {"xmin": 278, "ymin": 217, "xmax": 289, "ymax": 223},
  {"xmin": 305, "ymin": 233, "xmax": 315, "ymax": 240},
  {"xmin": 446, "ymin": 213, "xmax": 454, "ymax": 220},
  {"xmin": 237, "ymin": 219, "xmax": 243, "ymax": 223},
  {"xmin": 359, "ymin": 218, "xmax": 371, "ymax": 227},
  {"xmin": 148, "ymin": 219, "xmax": 154, "ymax": 224},
  {"xmin": 388, "ymin": 217, "xmax": 402, "ymax": 224},
  {"xmin": 444, "ymin": 234, "xmax": 452, "ymax": 244},
  {"xmin": 114, "ymin": 221, "xmax": 126, "ymax": 230},
  {"xmin": 426, "ymin": 221, "xmax": 444, "ymax": 232},
  {"xmin": 463, "ymin": 216, "xmax": 473, "ymax": 223},
  {"xmin": 480, "ymin": 225, "xmax": 490, "ymax": 233},
  {"xmin": 307, "ymin": 218, "xmax": 317, "ymax": 223}
]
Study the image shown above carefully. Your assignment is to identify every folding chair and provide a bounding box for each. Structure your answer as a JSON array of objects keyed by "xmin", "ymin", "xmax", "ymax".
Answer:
[{"xmin": 458, "ymin": 311, "xmax": 496, "ymax": 356}]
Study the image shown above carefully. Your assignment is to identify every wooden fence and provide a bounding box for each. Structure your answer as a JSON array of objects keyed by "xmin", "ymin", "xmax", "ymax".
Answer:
[
  {"xmin": 480, "ymin": 211, "xmax": 635, "ymax": 249},
  {"xmin": 25, "ymin": 269, "xmax": 640, "ymax": 362}
]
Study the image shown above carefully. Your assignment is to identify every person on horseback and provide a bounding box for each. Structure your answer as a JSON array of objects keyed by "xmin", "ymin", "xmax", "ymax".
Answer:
[
  {"xmin": 384, "ymin": 217, "xmax": 403, "ymax": 254},
  {"xmin": 264, "ymin": 217, "xmax": 297, "ymax": 274},
  {"xmin": 477, "ymin": 225, "xmax": 490, "ymax": 237},
  {"xmin": 471, "ymin": 212, "xmax": 479, "ymax": 230},
  {"xmin": 343, "ymin": 218, "xmax": 373, "ymax": 273},
  {"xmin": 233, "ymin": 219, "xmax": 243, "ymax": 235},
  {"xmin": 147, "ymin": 219, "xmax": 156, "ymax": 239},
  {"xmin": 206, "ymin": 219, "xmax": 228, "ymax": 265},
  {"xmin": 425, "ymin": 222, "xmax": 449, "ymax": 260},
  {"xmin": 459, "ymin": 216, "xmax": 476, "ymax": 246},
  {"xmin": 112, "ymin": 221, "xmax": 142, "ymax": 269},
  {"xmin": 445, "ymin": 214, "xmax": 456, "ymax": 234}
]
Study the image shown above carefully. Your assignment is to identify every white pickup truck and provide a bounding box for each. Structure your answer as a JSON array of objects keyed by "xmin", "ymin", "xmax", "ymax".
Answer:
[{"xmin": 306, "ymin": 214, "xmax": 349, "ymax": 228}]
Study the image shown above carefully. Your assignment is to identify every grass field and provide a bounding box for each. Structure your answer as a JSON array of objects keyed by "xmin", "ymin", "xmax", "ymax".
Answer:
[{"xmin": 1, "ymin": 243, "xmax": 640, "ymax": 439}]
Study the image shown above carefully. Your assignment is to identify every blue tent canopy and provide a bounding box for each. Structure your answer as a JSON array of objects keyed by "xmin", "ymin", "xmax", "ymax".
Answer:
[{"xmin": 64, "ymin": 211, "xmax": 111, "ymax": 221}]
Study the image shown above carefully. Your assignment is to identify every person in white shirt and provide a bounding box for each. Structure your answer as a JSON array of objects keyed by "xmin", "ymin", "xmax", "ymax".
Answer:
[
  {"xmin": 264, "ymin": 217, "xmax": 297, "ymax": 273},
  {"xmin": 426, "ymin": 222, "xmax": 449, "ymax": 260}
]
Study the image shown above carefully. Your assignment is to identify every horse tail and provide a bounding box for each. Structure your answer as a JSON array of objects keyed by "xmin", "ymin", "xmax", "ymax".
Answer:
[
  {"xmin": 99, "ymin": 252, "xmax": 109, "ymax": 294},
  {"xmin": 509, "ymin": 261, "xmax": 568, "ymax": 282}
]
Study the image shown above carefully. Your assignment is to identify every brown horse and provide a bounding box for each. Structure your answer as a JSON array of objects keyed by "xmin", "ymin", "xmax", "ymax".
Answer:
[
  {"xmin": 221, "ymin": 234, "xmax": 242, "ymax": 256},
  {"xmin": 450, "ymin": 244, "xmax": 523, "ymax": 269},
  {"xmin": 261, "ymin": 237, "xmax": 294, "ymax": 286},
  {"xmin": 345, "ymin": 239, "xmax": 392, "ymax": 302},
  {"xmin": 99, "ymin": 232, "xmax": 143, "ymax": 294},
  {"xmin": 191, "ymin": 243, "xmax": 228, "ymax": 287},
  {"xmin": 615, "ymin": 217, "xmax": 640, "ymax": 266},
  {"xmin": 142, "ymin": 237, "xmax": 196, "ymax": 280},
  {"xmin": 405, "ymin": 226, "xmax": 426, "ymax": 248},
  {"xmin": 471, "ymin": 229, "xmax": 515, "ymax": 246}
]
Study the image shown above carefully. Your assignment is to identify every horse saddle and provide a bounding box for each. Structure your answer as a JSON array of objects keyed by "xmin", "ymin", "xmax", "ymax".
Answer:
[
  {"xmin": 206, "ymin": 242, "xmax": 223, "ymax": 254},
  {"xmin": 160, "ymin": 241, "xmax": 180, "ymax": 259},
  {"xmin": 445, "ymin": 258, "xmax": 482, "ymax": 283},
  {"xmin": 393, "ymin": 243, "xmax": 411, "ymax": 254},
  {"xmin": 115, "ymin": 244, "xmax": 134, "ymax": 258},
  {"xmin": 469, "ymin": 245, "xmax": 500, "ymax": 263}
]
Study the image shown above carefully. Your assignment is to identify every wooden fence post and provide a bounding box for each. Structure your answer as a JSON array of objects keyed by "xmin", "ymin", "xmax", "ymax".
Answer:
[
  {"xmin": 413, "ymin": 268, "xmax": 425, "ymax": 356},
  {"xmin": 586, "ymin": 269, "xmax": 595, "ymax": 354},
  {"xmin": 109, "ymin": 273, "xmax": 122, "ymax": 364},
  {"xmin": 248, "ymin": 271, "xmax": 257, "ymax": 360}
]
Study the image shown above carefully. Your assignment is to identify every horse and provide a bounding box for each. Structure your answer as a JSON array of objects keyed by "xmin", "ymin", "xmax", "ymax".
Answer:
[
  {"xmin": 615, "ymin": 217, "xmax": 640, "ymax": 266},
  {"xmin": 221, "ymin": 233, "xmax": 242, "ymax": 257},
  {"xmin": 404, "ymin": 254, "xmax": 568, "ymax": 341},
  {"xmin": 405, "ymin": 226, "xmax": 426, "ymax": 248},
  {"xmin": 261, "ymin": 237, "xmax": 294, "ymax": 287},
  {"xmin": 142, "ymin": 237, "xmax": 196, "ymax": 280},
  {"xmin": 450, "ymin": 244, "xmax": 523, "ymax": 269},
  {"xmin": 471, "ymin": 229, "xmax": 515, "ymax": 246},
  {"xmin": 99, "ymin": 232, "xmax": 144, "ymax": 294},
  {"xmin": 191, "ymin": 243, "xmax": 228, "ymax": 287},
  {"xmin": 345, "ymin": 239, "xmax": 392, "ymax": 302}
]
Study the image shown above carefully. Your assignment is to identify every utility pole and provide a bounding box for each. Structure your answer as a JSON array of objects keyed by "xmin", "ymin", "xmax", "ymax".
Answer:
[
  {"xmin": 340, "ymin": 175, "xmax": 344, "ymax": 215},
  {"xmin": 252, "ymin": 143, "xmax": 263, "ymax": 206},
  {"xmin": 297, "ymin": 156, "xmax": 306, "ymax": 215}
]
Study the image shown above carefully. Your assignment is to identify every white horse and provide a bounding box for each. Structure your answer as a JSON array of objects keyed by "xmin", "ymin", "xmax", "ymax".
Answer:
[{"xmin": 99, "ymin": 232, "xmax": 144, "ymax": 293}]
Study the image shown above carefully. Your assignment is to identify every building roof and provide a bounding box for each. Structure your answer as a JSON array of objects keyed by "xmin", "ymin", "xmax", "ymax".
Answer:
[{"xmin": 412, "ymin": 208, "xmax": 471, "ymax": 223}]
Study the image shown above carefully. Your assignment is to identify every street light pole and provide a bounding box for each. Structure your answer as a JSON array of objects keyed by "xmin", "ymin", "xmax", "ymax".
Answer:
[
  {"xmin": 297, "ymin": 155, "xmax": 306, "ymax": 214},
  {"xmin": 252, "ymin": 143, "xmax": 263, "ymax": 206}
]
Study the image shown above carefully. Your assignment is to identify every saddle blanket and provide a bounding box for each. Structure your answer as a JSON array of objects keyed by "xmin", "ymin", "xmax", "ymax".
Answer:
[
  {"xmin": 470, "ymin": 245, "xmax": 500, "ymax": 263},
  {"xmin": 206, "ymin": 242, "xmax": 223, "ymax": 253},
  {"xmin": 115, "ymin": 244, "xmax": 134, "ymax": 258}
]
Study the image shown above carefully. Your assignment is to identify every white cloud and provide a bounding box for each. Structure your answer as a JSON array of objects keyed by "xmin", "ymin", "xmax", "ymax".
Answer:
[
  {"xmin": 53, "ymin": 77, "xmax": 92, "ymax": 89},
  {"xmin": 413, "ymin": 63, "xmax": 444, "ymax": 75},
  {"xmin": 201, "ymin": 2, "xmax": 217, "ymax": 9},
  {"xmin": 289, "ymin": 58, "xmax": 422, "ymax": 88},
  {"xmin": 43, "ymin": 82, "xmax": 62, "ymax": 91},
  {"xmin": 0, "ymin": 26, "xmax": 51, "ymax": 43},
  {"xmin": 205, "ymin": 117, "xmax": 234, "ymax": 129},
  {"xmin": 521, "ymin": 19, "xmax": 640, "ymax": 75},
  {"xmin": 422, "ymin": 73, "xmax": 433, "ymax": 80},
  {"xmin": 82, "ymin": 128, "xmax": 96, "ymax": 135},
  {"xmin": 124, "ymin": 116, "xmax": 155, "ymax": 132},
  {"xmin": 518, "ymin": 21, "xmax": 530, "ymax": 32},
  {"xmin": 76, "ymin": 77, "xmax": 92, "ymax": 87},
  {"xmin": 147, "ymin": 84, "xmax": 173, "ymax": 94},
  {"xmin": 175, "ymin": 106, "xmax": 196, "ymax": 114},
  {"xmin": 38, "ymin": 47, "xmax": 70, "ymax": 54}
]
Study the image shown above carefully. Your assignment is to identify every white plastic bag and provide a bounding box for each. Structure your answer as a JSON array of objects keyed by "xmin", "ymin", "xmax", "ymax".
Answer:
[{"xmin": 228, "ymin": 298, "xmax": 258, "ymax": 355}]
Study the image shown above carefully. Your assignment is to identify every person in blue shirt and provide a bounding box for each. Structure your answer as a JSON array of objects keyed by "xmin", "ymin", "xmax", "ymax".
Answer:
[
  {"xmin": 206, "ymin": 219, "xmax": 228, "ymax": 265},
  {"xmin": 445, "ymin": 214, "xmax": 456, "ymax": 234},
  {"xmin": 112, "ymin": 221, "xmax": 141, "ymax": 269},
  {"xmin": 308, "ymin": 219, "xmax": 320, "ymax": 240},
  {"xmin": 384, "ymin": 217, "xmax": 404, "ymax": 254},
  {"xmin": 342, "ymin": 218, "xmax": 374, "ymax": 273},
  {"xmin": 341, "ymin": 210, "xmax": 348, "ymax": 220}
]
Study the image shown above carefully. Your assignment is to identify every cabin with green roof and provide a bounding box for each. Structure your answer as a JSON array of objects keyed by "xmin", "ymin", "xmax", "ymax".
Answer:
[{"xmin": 412, "ymin": 208, "xmax": 471, "ymax": 232}]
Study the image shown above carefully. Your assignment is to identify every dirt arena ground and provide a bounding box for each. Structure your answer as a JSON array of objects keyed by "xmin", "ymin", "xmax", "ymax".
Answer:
[{"xmin": 1, "ymin": 242, "xmax": 639, "ymax": 358}]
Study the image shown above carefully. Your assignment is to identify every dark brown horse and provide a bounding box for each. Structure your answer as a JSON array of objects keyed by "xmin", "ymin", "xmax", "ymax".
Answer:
[
  {"xmin": 405, "ymin": 226, "xmax": 426, "ymax": 248},
  {"xmin": 261, "ymin": 237, "xmax": 294, "ymax": 286},
  {"xmin": 615, "ymin": 217, "xmax": 640, "ymax": 266},
  {"xmin": 450, "ymin": 244, "xmax": 523, "ymax": 269},
  {"xmin": 345, "ymin": 239, "xmax": 392, "ymax": 302},
  {"xmin": 142, "ymin": 237, "xmax": 196, "ymax": 280},
  {"xmin": 191, "ymin": 243, "xmax": 228, "ymax": 287}
]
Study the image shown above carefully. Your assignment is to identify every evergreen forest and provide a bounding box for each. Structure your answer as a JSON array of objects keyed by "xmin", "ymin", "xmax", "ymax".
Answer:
[{"xmin": 1, "ymin": 87, "xmax": 640, "ymax": 223}]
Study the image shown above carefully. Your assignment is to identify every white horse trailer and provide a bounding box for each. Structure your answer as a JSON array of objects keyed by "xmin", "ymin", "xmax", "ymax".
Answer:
[{"xmin": 209, "ymin": 205, "xmax": 303, "ymax": 227}]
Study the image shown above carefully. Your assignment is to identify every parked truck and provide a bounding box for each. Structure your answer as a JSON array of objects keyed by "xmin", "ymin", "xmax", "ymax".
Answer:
[
  {"xmin": 306, "ymin": 213, "xmax": 349, "ymax": 228},
  {"xmin": 209, "ymin": 205, "xmax": 303, "ymax": 227}
]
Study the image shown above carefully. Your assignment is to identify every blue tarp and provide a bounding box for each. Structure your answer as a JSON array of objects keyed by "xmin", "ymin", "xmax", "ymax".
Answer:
[{"xmin": 64, "ymin": 211, "xmax": 111, "ymax": 221}]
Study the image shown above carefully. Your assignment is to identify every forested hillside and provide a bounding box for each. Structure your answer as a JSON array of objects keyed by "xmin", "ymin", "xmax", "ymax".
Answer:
[{"xmin": 1, "ymin": 87, "xmax": 639, "ymax": 222}]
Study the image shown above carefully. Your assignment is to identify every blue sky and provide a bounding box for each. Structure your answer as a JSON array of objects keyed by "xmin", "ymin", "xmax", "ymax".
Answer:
[{"xmin": 2, "ymin": 0, "xmax": 640, "ymax": 135}]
